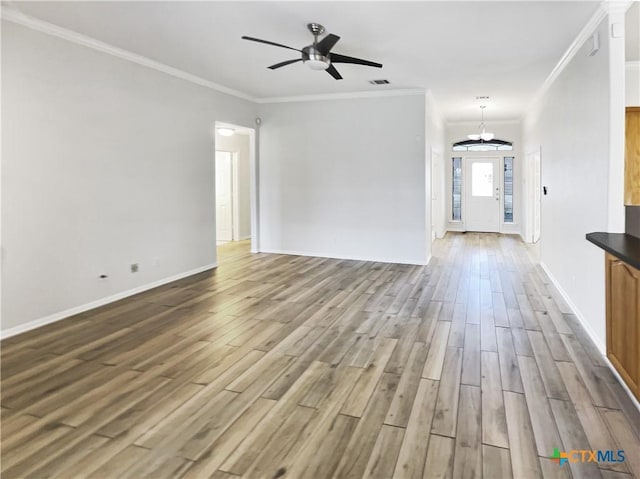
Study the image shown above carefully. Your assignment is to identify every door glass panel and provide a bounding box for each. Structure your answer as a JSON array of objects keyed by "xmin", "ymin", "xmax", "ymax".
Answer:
[
  {"xmin": 452, "ymin": 157, "xmax": 462, "ymax": 221},
  {"xmin": 504, "ymin": 157, "xmax": 514, "ymax": 222},
  {"xmin": 471, "ymin": 162, "xmax": 493, "ymax": 197}
]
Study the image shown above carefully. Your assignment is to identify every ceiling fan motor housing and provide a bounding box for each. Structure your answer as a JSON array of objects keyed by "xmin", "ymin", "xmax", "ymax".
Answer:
[{"xmin": 302, "ymin": 45, "xmax": 330, "ymax": 70}]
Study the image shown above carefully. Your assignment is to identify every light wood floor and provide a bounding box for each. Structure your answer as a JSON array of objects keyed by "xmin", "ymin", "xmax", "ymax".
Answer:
[{"xmin": 2, "ymin": 233, "xmax": 639, "ymax": 479}]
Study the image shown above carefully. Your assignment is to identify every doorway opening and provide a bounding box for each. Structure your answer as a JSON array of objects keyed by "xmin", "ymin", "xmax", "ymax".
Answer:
[{"xmin": 214, "ymin": 122, "xmax": 257, "ymax": 264}]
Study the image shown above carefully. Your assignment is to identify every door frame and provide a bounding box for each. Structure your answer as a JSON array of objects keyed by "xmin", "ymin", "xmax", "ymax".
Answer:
[
  {"xmin": 464, "ymin": 156, "xmax": 502, "ymax": 233},
  {"xmin": 215, "ymin": 121, "xmax": 259, "ymax": 253}
]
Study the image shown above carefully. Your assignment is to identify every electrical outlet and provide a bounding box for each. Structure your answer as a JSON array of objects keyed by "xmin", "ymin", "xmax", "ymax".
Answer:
[{"xmin": 131, "ymin": 263, "xmax": 139, "ymax": 273}]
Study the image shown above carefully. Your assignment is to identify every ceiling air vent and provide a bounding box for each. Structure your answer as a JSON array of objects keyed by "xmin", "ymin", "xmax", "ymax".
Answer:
[{"xmin": 370, "ymin": 79, "xmax": 390, "ymax": 85}]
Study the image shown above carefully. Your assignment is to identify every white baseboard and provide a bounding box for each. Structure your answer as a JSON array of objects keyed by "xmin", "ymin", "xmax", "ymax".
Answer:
[
  {"xmin": 446, "ymin": 224, "xmax": 466, "ymax": 233},
  {"xmin": 259, "ymin": 248, "xmax": 428, "ymax": 266},
  {"xmin": 0, "ymin": 263, "xmax": 217, "ymax": 340},
  {"xmin": 500, "ymin": 223, "xmax": 521, "ymax": 236},
  {"xmin": 238, "ymin": 235, "xmax": 252, "ymax": 241},
  {"xmin": 539, "ymin": 262, "xmax": 640, "ymax": 411},
  {"xmin": 539, "ymin": 262, "xmax": 605, "ymax": 354}
]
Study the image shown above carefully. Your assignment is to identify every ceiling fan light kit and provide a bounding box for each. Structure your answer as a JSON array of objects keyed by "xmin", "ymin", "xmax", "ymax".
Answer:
[{"xmin": 241, "ymin": 23, "xmax": 383, "ymax": 80}]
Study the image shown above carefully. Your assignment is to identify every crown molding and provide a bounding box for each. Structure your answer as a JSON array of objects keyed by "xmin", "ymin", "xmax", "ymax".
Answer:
[
  {"xmin": 2, "ymin": 7, "xmax": 427, "ymax": 107},
  {"xmin": 599, "ymin": 0, "xmax": 633, "ymax": 15},
  {"xmin": 256, "ymin": 88, "xmax": 425, "ymax": 104},
  {"xmin": 626, "ymin": 61, "xmax": 640, "ymax": 70},
  {"xmin": 1, "ymin": 6, "xmax": 257, "ymax": 102},
  {"xmin": 528, "ymin": 4, "xmax": 607, "ymax": 110}
]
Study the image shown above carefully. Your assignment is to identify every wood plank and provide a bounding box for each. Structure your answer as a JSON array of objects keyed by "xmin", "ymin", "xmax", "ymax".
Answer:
[
  {"xmin": 385, "ymin": 341, "xmax": 429, "ymax": 428},
  {"xmin": 452, "ymin": 385, "xmax": 482, "ymax": 479},
  {"xmin": 422, "ymin": 321, "xmax": 451, "ymax": 380},
  {"xmin": 461, "ymin": 323, "xmax": 481, "ymax": 386},
  {"xmin": 362, "ymin": 425, "xmax": 405, "ymax": 479},
  {"xmin": 393, "ymin": 379, "xmax": 439, "ymax": 479},
  {"xmin": 550, "ymin": 398, "xmax": 603, "ymax": 479},
  {"xmin": 517, "ymin": 355, "xmax": 562, "ymax": 457},
  {"xmin": 171, "ymin": 398, "xmax": 276, "ymax": 479},
  {"xmin": 483, "ymin": 444, "xmax": 513, "ymax": 479},
  {"xmin": 557, "ymin": 361, "xmax": 630, "ymax": 474},
  {"xmin": 219, "ymin": 362, "xmax": 352, "ymax": 476},
  {"xmin": 333, "ymin": 372, "xmax": 399, "ymax": 478},
  {"xmin": 423, "ymin": 434, "xmax": 455, "ymax": 479},
  {"xmin": 284, "ymin": 413, "xmax": 358, "ymax": 478},
  {"xmin": 431, "ymin": 347, "xmax": 463, "ymax": 437},
  {"xmin": 504, "ymin": 391, "xmax": 542, "ymax": 479},
  {"xmin": 341, "ymin": 337, "xmax": 397, "ymax": 417},
  {"xmin": 496, "ymin": 326, "xmax": 524, "ymax": 393},
  {"xmin": 560, "ymin": 333, "xmax": 619, "ymax": 409},
  {"xmin": 599, "ymin": 408, "xmax": 640, "ymax": 478},
  {"xmin": 535, "ymin": 310, "xmax": 571, "ymax": 361},
  {"xmin": 526, "ymin": 330, "xmax": 570, "ymax": 400},
  {"xmin": 448, "ymin": 301, "xmax": 467, "ymax": 347},
  {"xmin": 481, "ymin": 351, "xmax": 509, "ymax": 448},
  {"xmin": 266, "ymin": 367, "xmax": 363, "ymax": 479},
  {"xmin": 239, "ymin": 404, "xmax": 317, "ymax": 479}
]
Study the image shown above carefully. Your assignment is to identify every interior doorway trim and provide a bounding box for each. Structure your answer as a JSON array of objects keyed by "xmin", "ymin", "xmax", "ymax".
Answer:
[{"xmin": 215, "ymin": 121, "xmax": 259, "ymax": 253}]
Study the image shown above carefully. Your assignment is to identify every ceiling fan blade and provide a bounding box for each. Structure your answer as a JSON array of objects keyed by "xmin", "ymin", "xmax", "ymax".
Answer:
[
  {"xmin": 316, "ymin": 34, "xmax": 340, "ymax": 55},
  {"xmin": 326, "ymin": 64, "xmax": 343, "ymax": 80},
  {"xmin": 241, "ymin": 36, "xmax": 301, "ymax": 52},
  {"xmin": 329, "ymin": 53, "xmax": 382, "ymax": 68},
  {"xmin": 268, "ymin": 58, "xmax": 303, "ymax": 70}
]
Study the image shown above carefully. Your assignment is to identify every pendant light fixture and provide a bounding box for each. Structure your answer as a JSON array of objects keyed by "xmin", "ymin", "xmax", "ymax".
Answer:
[{"xmin": 468, "ymin": 105, "xmax": 494, "ymax": 141}]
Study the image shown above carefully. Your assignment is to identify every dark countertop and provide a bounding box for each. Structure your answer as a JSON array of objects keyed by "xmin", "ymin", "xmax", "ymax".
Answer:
[{"xmin": 586, "ymin": 232, "xmax": 640, "ymax": 270}]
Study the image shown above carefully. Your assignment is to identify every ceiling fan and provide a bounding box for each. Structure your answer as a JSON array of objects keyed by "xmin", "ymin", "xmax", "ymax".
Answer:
[{"xmin": 241, "ymin": 23, "xmax": 383, "ymax": 80}]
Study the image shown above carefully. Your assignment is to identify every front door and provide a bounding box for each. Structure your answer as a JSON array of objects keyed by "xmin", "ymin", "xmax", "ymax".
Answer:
[{"xmin": 465, "ymin": 158, "xmax": 500, "ymax": 233}]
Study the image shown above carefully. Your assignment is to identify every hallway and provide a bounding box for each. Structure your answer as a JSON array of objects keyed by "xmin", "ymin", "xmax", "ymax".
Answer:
[{"xmin": 1, "ymin": 233, "xmax": 639, "ymax": 478}]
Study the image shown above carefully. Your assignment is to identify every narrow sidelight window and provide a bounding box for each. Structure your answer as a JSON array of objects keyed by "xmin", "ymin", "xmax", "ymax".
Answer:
[
  {"xmin": 504, "ymin": 157, "xmax": 514, "ymax": 222},
  {"xmin": 452, "ymin": 157, "xmax": 462, "ymax": 221}
]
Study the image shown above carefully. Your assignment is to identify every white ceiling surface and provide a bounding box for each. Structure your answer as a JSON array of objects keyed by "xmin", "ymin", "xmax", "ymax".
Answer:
[{"xmin": 9, "ymin": 1, "xmax": 601, "ymax": 121}]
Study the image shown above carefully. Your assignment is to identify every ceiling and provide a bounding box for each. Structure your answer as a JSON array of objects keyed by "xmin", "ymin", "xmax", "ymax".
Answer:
[{"xmin": 8, "ymin": 1, "xmax": 602, "ymax": 121}]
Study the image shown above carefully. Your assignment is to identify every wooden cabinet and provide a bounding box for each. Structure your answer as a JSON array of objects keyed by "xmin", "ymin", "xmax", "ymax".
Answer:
[
  {"xmin": 624, "ymin": 107, "xmax": 640, "ymax": 205},
  {"xmin": 605, "ymin": 253, "xmax": 640, "ymax": 400}
]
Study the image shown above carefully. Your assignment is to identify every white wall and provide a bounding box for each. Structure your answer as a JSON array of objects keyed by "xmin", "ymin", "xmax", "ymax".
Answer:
[
  {"xmin": 627, "ymin": 64, "xmax": 640, "ymax": 106},
  {"xmin": 215, "ymin": 132, "xmax": 252, "ymax": 239},
  {"xmin": 1, "ymin": 21, "xmax": 258, "ymax": 335},
  {"xmin": 444, "ymin": 122, "xmax": 523, "ymax": 236},
  {"xmin": 257, "ymin": 93, "xmax": 429, "ymax": 265},
  {"xmin": 523, "ymin": 18, "xmax": 611, "ymax": 350}
]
